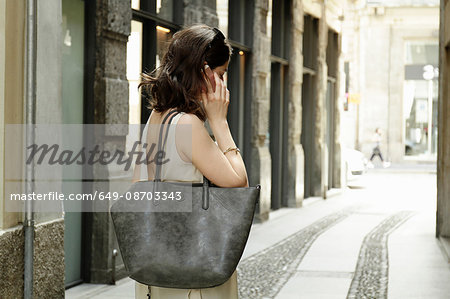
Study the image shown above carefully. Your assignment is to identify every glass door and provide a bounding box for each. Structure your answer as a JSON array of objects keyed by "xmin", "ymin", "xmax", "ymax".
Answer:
[
  {"xmin": 62, "ymin": 0, "xmax": 85, "ymax": 288},
  {"xmin": 403, "ymin": 42, "xmax": 438, "ymax": 159}
]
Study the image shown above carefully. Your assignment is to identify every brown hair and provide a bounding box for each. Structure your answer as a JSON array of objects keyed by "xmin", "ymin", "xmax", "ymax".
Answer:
[{"xmin": 138, "ymin": 24, "xmax": 232, "ymax": 121}]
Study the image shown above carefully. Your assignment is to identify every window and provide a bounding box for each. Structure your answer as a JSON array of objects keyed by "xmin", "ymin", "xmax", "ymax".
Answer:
[
  {"xmin": 303, "ymin": 15, "xmax": 319, "ymax": 72},
  {"xmin": 124, "ymin": 0, "xmax": 183, "ymax": 165},
  {"xmin": 132, "ymin": 0, "xmax": 183, "ymax": 24},
  {"xmin": 126, "ymin": 20, "xmax": 143, "ymax": 155},
  {"xmin": 219, "ymin": 0, "xmax": 254, "ymax": 164},
  {"xmin": 269, "ymin": 0, "xmax": 290, "ymax": 209},
  {"xmin": 403, "ymin": 42, "xmax": 439, "ymax": 157},
  {"xmin": 127, "ymin": 20, "xmax": 143, "ymax": 126},
  {"xmin": 128, "ymin": 1, "xmax": 182, "ymax": 125},
  {"xmin": 325, "ymin": 30, "xmax": 338, "ymax": 189},
  {"xmin": 301, "ymin": 14, "xmax": 320, "ymax": 198}
]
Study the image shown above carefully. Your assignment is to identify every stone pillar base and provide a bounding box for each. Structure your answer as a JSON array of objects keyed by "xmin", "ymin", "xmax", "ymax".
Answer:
[
  {"xmin": 0, "ymin": 219, "xmax": 64, "ymax": 299},
  {"xmin": 333, "ymin": 142, "xmax": 343, "ymax": 189},
  {"xmin": 286, "ymin": 144, "xmax": 304, "ymax": 207},
  {"xmin": 250, "ymin": 145, "xmax": 272, "ymax": 223}
]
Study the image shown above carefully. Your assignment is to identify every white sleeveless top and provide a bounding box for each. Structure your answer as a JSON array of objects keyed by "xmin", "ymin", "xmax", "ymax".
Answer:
[{"xmin": 138, "ymin": 111, "xmax": 203, "ymax": 183}]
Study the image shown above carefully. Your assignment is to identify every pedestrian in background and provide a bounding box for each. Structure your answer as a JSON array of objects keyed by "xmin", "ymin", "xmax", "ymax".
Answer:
[{"xmin": 368, "ymin": 128, "xmax": 391, "ymax": 168}]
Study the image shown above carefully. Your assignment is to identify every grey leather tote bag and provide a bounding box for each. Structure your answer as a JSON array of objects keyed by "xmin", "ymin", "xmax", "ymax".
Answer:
[{"xmin": 110, "ymin": 110, "xmax": 260, "ymax": 289}]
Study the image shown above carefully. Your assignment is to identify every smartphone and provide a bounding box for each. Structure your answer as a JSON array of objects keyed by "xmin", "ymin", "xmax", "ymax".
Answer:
[{"xmin": 204, "ymin": 65, "xmax": 216, "ymax": 92}]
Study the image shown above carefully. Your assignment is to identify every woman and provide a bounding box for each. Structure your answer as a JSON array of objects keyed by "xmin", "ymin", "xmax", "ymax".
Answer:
[
  {"xmin": 368, "ymin": 128, "xmax": 390, "ymax": 168},
  {"xmin": 133, "ymin": 24, "xmax": 248, "ymax": 298}
]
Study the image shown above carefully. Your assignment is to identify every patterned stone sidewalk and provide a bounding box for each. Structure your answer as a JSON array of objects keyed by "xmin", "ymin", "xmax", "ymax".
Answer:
[{"xmin": 67, "ymin": 168, "xmax": 450, "ymax": 299}]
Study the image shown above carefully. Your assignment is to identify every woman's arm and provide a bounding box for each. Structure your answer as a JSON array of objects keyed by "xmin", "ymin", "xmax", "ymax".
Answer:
[
  {"xmin": 178, "ymin": 114, "xmax": 248, "ymax": 187},
  {"xmin": 177, "ymin": 69, "xmax": 248, "ymax": 188}
]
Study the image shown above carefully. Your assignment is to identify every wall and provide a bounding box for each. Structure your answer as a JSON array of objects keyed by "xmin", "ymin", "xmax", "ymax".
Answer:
[
  {"xmin": 0, "ymin": 0, "xmax": 65, "ymax": 297},
  {"xmin": 88, "ymin": 0, "xmax": 131, "ymax": 283}
]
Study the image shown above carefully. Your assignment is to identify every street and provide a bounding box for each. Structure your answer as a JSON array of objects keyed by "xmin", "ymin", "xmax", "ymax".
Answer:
[{"xmin": 66, "ymin": 164, "xmax": 450, "ymax": 299}]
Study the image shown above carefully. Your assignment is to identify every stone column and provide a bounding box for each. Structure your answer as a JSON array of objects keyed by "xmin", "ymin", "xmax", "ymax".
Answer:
[
  {"xmin": 312, "ymin": 3, "xmax": 328, "ymax": 197},
  {"xmin": 88, "ymin": 0, "xmax": 131, "ymax": 283},
  {"xmin": 285, "ymin": 0, "xmax": 305, "ymax": 206},
  {"xmin": 250, "ymin": 0, "xmax": 272, "ymax": 222},
  {"xmin": 333, "ymin": 33, "xmax": 343, "ymax": 188},
  {"xmin": 437, "ymin": 0, "xmax": 450, "ymax": 241},
  {"xmin": 183, "ymin": 0, "xmax": 219, "ymax": 27},
  {"xmin": 386, "ymin": 25, "xmax": 406, "ymax": 163}
]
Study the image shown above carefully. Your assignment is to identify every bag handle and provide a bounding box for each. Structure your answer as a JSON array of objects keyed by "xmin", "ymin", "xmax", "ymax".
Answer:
[
  {"xmin": 153, "ymin": 109, "xmax": 211, "ymax": 210},
  {"xmin": 154, "ymin": 109, "xmax": 180, "ymax": 182}
]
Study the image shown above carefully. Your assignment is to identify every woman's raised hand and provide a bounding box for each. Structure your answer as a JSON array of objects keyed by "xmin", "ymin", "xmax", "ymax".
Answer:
[
  {"xmin": 182, "ymin": 64, "xmax": 248, "ymax": 187},
  {"xmin": 201, "ymin": 65, "xmax": 230, "ymax": 124}
]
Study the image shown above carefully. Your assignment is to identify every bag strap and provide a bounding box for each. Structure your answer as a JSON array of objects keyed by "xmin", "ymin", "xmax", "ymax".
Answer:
[
  {"xmin": 154, "ymin": 109, "xmax": 179, "ymax": 182},
  {"xmin": 153, "ymin": 109, "xmax": 211, "ymax": 210}
]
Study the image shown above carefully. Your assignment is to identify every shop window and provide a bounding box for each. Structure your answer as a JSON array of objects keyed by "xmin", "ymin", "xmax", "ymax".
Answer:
[
  {"xmin": 219, "ymin": 0, "xmax": 254, "ymax": 165},
  {"xmin": 126, "ymin": 20, "xmax": 143, "ymax": 155},
  {"xmin": 129, "ymin": 1, "xmax": 181, "ymax": 125},
  {"xmin": 403, "ymin": 42, "xmax": 438, "ymax": 157},
  {"xmin": 134, "ymin": 0, "xmax": 183, "ymax": 24},
  {"xmin": 127, "ymin": 20, "xmax": 143, "ymax": 126}
]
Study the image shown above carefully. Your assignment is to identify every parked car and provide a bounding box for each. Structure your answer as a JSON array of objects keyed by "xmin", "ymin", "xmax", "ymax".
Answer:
[{"xmin": 342, "ymin": 148, "xmax": 368, "ymax": 182}]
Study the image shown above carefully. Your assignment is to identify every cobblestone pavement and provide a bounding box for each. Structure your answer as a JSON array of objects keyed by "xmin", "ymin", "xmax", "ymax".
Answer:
[
  {"xmin": 237, "ymin": 209, "xmax": 353, "ymax": 299},
  {"xmin": 346, "ymin": 211, "xmax": 415, "ymax": 299},
  {"xmin": 237, "ymin": 208, "xmax": 417, "ymax": 299},
  {"xmin": 236, "ymin": 165, "xmax": 450, "ymax": 299}
]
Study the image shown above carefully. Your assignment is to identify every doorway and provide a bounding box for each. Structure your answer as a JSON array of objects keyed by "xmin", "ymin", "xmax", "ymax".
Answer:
[
  {"xmin": 325, "ymin": 80, "xmax": 335, "ymax": 190},
  {"xmin": 301, "ymin": 73, "xmax": 317, "ymax": 198},
  {"xmin": 301, "ymin": 14, "xmax": 319, "ymax": 198},
  {"xmin": 325, "ymin": 30, "xmax": 338, "ymax": 190}
]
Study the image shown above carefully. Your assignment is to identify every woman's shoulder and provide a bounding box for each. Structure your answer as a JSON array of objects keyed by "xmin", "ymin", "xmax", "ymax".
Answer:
[{"xmin": 177, "ymin": 112, "xmax": 204, "ymax": 128}]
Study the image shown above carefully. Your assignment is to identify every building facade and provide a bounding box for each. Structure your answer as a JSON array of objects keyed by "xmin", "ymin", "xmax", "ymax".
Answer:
[
  {"xmin": 0, "ymin": 1, "xmax": 65, "ymax": 298},
  {"xmin": 0, "ymin": 0, "xmax": 348, "ymax": 295},
  {"xmin": 340, "ymin": 0, "xmax": 440, "ymax": 163}
]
